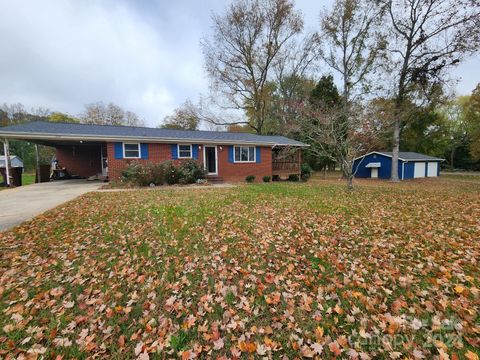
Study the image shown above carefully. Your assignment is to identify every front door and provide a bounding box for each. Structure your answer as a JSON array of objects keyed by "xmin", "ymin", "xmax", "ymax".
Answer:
[
  {"xmin": 204, "ymin": 146, "xmax": 217, "ymax": 175},
  {"xmin": 101, "ymin": 145, "xmax": 108, "ymax": 177}
]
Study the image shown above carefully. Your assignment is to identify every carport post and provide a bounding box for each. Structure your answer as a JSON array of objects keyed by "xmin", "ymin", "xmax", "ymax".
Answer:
[
  {"xmin": 3, "ymin": 139, "xmax": 11, "ymax": 187},
  {"xmin": 34, "ymin": 144, "xmax": 40, "ymax": 183}
]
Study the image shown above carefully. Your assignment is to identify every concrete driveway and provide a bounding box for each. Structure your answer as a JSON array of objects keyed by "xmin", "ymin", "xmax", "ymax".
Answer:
[{"xmin": 0, "ymin": 180, "xmax": 104, "ymax": 232}]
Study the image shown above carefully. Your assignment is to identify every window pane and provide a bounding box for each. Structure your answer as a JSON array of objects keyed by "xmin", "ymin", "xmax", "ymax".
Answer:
[
  {"xmin": 124, "ymin": 144, "xmax": 139, "ymax": 157},
  {"xmin": 248, "ymin": 147, "xmax": 255, "ymax": 161},
  {"xmin": 125, "ymin": 151, "xmax": 139, "ymax": 157},
  {"xmin": 241, "ymin": 147, "xmax": 249, "ymax": 161},
  {"xmin": 235, "ymin": 147, "xmax": 240, "ymax": 162},
  {"xmin": 125, "ymin": 144, "xmax": 138, "ymax": 151},
  {"xmin": 178, "ymin": 145, "xmax": 191, "ymax": 158}
]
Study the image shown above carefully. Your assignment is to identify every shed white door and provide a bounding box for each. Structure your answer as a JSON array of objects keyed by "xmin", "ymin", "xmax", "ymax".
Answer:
[
  {"xmin": 427, "ymin": 162, "xmax": 438, "ymax": 177},
  {"xmin": 371, "ymin": 168, "xmax": 378, "ymax": 178},
  {"xmin": 414, "ymin": 162, "xmax": 426, "ymax": 178}
]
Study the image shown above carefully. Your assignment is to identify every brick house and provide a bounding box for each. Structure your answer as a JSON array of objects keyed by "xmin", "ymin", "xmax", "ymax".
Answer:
[{"xmin": 0, "ymin": 121, "xmax": 307, "ymax": 182}]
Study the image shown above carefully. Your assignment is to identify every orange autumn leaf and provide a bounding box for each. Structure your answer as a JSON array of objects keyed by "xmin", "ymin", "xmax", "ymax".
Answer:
[{"xmin": 239, "ymin": 341, "xmax": 257, "ymax": 353}]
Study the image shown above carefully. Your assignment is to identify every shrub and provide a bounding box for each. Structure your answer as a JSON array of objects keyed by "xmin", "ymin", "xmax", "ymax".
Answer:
[
  {"xmin": 272, "ymin": 175, "xmax": 280, "ymax": 182},
  {"xmin": 121, "ymin": 162, "xmax": 140, "ymax": 183},
  {"xmin": 245, "ymin": 175, "xmax": 255, "ymax": 183},
  {"xmin": 148, "ymin": 163, "xmax": 165, "ymax": 185},
  {"xmin": 178, "ymin": 160, "xmax": 207, "ymax": 184},
  {"xmin": 301, "ymin": 163, "xmax": 313, "ymax": 181},
  {"xmin": 288, "ymin": 174, "xmax": 299, "ymax": 182},
  {"xmin": 121, "ymin": 162, "xmax": 165, "ymax": 186},
  {"xmin": 262, "ymin": 175, "xmax": 271, "ymax": 182},
  {"xmin": 163, "ymin": 161, "xmax": 180, "ymax": 185}
]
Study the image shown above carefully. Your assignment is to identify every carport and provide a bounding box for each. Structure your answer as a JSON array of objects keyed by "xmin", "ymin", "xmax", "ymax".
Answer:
[
  {"xmin": 37, "ymin": 139, "xmax": 108, "ymax": 179},
  {"xmin": 1, "ymin": 137, "xmax": 108, "ymax": 184}
]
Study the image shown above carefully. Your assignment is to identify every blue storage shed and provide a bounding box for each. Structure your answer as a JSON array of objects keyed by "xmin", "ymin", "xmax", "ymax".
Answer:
[{"xmin": 353, "ymin": 151, "xmax": 444, "ymax": 180}]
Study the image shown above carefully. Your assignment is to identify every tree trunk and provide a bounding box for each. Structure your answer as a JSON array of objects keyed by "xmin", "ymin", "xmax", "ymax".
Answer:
[
  {"xmin": 346, "ymin": 174, "xmax": 353, "ymax": 190},
  {"xmin": 391, "ymin": 118, "xmax": 401, "ymax": 182},
  {"xmin": 450, "ymin": 147, "xmax": 455, "ymax": 170}
]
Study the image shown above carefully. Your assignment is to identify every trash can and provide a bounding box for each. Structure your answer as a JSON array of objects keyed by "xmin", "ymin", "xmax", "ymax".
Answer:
[
  {"xmin": 0, "ymin": 168, "xmax": 5, "ymax": 186},
  {"xmin": 11, "ymin": 167, "xmax": 22, "ymax": 186},
  {"xmin": 37, "ymin": 165, "xmax": 51, "ymax": 183}
]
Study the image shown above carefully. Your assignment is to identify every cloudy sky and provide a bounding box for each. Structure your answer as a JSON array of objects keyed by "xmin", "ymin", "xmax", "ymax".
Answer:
[{"xmin": 1, "ymin": 0, "xmax": 478, "ymax": 127}]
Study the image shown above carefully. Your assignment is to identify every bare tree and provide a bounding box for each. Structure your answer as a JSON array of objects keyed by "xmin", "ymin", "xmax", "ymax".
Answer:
[
  {"xmin": 80, "ymin": 102, "xmax": 144, "ymax": 126},
  {"xmin": 268, "ymin": 33, "xmax": 321, "ymax": 135},
  {"xmin": 321, "ymin": 0, "xmax": 386, "ymax": 102},
  {"xmin": 201, "ymin": 0, "xmax": 303, "ymax": 134},
  {"xmin": 303, "ymin": 0, "xmax": 385, "ymax": 187},
  {"xmin": 161, "ymin": 99, "xmax": 201, "ymax": 130},
  {"xmin": 299, "ymin": 101, "xmax": 373, "ymax": 189},
  {"xmin": 380, "ymin": 0, "xmax": 480, "ymax": 181}
]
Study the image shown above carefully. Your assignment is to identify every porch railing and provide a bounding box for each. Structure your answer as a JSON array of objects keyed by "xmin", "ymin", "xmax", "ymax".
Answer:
[{"xmin": 272, "ymin": 161, "xmax": 300, "ymax": 173}]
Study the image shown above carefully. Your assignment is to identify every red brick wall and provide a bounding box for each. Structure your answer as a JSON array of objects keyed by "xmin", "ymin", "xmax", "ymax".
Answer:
[
  {"xmin": 106, "ymin": 142, "xmax": 273, "ymax": 182},
  {"xmin": 56, "ymin": 145, "xmax": 102, "ymax": 177},
  {"xmin": 217, "ymin": 145, "xmax": 272, "ymax": 182},
  {"xmin": 106, "ymin": 142, "xmax": 173, "ymax": 180}
]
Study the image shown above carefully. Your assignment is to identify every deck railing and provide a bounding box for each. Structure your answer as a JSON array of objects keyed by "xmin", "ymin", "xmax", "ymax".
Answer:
[{"xmin": 272, "ymin": 161, "xmax": 300, "ymax": 173}]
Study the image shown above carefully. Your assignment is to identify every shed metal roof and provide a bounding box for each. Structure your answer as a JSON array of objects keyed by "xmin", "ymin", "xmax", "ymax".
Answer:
[
  {"xmin": 0, "ymin": 155, "xmax": 23, "ymax": 168},
  {"xmin": 376, "ymin": 151, "xmax": 444, "ymax": 161},
  {"xmin": 356, "ymin": 151, "xmax": 444, "ymax": 162},
  {"xmin": 0, "ymin": 121, "xmax": 308, "ymax": 147}
]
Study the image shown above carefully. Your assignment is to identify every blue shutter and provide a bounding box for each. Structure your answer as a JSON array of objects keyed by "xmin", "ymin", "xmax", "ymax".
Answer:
[
  {"xmin": 228, "ymin": 146, "xmax": 234, "ymax": 163},
  {"xmin": 171, "ymin": 144, "xmax": 178, "ymax": 159},
  {"xmin": 255, "ymin": 147, "xmax": 261, "ymax": 163},
  {"xmin": 114, "ymin": 142, "xmax": 123, "ymax": 159},
  {"xmin": 192, "ymin": 144, "xmax": 199, "ymax": 160},
  {"xmin": 140, "ymin": 143, "xmax": 148, "ymax": 159}
]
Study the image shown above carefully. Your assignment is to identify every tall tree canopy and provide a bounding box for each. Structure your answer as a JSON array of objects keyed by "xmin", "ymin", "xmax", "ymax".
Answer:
[
  {"xmin": 202, "ymin": 0, "xmax": 304, "ymax": 134},
  {"xmin": 465, "ymin": 84, "xmax": 480, "ymax": 162},
  {"xmin": 80, "ymin": 102, "xmax": 144, "ymax": 127},
  {"xmin": 380, "ymin": 0, "xmax": 480, "ymax": 180},
  {"xmin": 161, "ymin": 100, "xmax": 200, "ymax": 130}
]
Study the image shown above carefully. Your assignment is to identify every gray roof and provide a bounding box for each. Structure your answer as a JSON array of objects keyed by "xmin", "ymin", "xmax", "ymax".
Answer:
[
  {"xmin": 0, "ymin": 121, "xmax": 307, "ymax": 147},
  {"xmin": 0, "ymin": 155, "xmax": 23, "ymax": 168},
  {"xmin": 377, "ymin": 151, "xmax": 444, "ymax": 161}
]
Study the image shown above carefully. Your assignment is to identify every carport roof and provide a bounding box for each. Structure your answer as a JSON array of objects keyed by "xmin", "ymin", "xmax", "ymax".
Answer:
[{"xmin": 0, "ymin": 121, "xmax": 308, "ymax": 147}]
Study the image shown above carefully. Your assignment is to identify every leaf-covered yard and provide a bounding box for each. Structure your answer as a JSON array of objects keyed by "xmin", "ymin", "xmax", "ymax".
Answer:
[{"xmin": 0, "ymin": 176, "xmax": 479, "ymax": 359}]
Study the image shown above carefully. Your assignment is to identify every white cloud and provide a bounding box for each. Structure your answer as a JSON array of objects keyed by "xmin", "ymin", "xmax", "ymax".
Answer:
[
  {"xmin": 0, "ymin": 0, "xmax": 211, "ymax": 126},
  {"xmin": 0, "ymin": 0, "xmax": 477, "ymax": 127}
]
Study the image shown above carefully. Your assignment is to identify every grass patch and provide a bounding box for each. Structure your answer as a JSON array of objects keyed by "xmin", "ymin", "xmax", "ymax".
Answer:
[{"xmin": 0, "ymin": 176, "xmax": 479, "ymax": 358}]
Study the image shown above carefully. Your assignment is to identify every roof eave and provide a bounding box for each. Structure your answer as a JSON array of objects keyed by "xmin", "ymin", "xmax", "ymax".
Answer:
[{"xmin": 0, "ymin": 131, "xmax": 307, "ymax": 147}]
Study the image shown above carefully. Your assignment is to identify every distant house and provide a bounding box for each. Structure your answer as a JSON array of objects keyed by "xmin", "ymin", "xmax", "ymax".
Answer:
[
  {"xmin": 353, "ymin": 151, "xmax": 444, "ymax": 180},
  {"xmin": 0, "ymin": 121, "xmax": 307, "ymax": 182},
  {"xmin": 0, "ymin": 155, "xmax": 23, "ymax": 169},
  {"xmin": 0, "ymin": 155, "xmax": 24, "ymax": 186}
]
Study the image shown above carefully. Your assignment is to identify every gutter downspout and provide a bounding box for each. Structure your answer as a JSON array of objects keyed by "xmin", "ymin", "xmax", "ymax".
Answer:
[{"xmin": 3, "ymin": 139, "xmax": 11, "ymax": 187}]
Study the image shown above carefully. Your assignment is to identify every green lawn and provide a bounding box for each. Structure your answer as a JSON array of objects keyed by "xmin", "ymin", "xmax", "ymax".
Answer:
[
  {"xmin": 0, "ymin": 173, "xmax": 35, "ymax": 190},
  {"xmin": 0, "ymin": 176, "xmax": 479, "ymax": 359},
  {"xmin": 22, "ymin": 173, "xmax": 35, "ymax": 186}
]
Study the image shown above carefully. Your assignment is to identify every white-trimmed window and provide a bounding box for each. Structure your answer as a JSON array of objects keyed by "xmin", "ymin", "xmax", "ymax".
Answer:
[
  {"xmin": 178, "ymin": 144, "xmax": 192, "ymax": 158},
  {"xmin": 123, "ymin": 143, "xmax": 141, "ymax": 158},
  {"xmin": 234, "ymin": 146, "xmax": 255, "ymax": 163}
]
